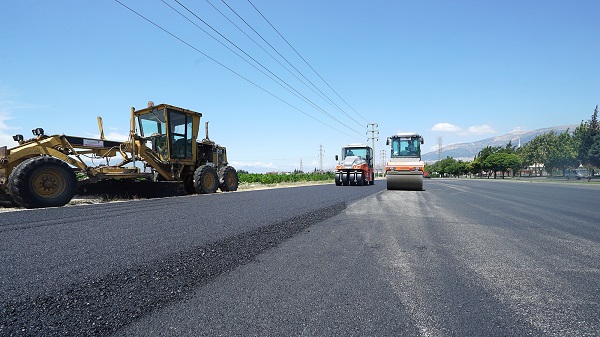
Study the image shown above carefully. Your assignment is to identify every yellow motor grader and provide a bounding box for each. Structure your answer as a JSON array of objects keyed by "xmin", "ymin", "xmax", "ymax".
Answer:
[{"xmin": 0, "ymin": 102, "xmax": 238, "ymax": 208}]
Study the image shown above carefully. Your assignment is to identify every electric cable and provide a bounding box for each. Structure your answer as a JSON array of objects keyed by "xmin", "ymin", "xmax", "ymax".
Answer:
[
  {"xmin": 246, "ymin": 0, "xmax": 370, "ymax": 124},
  {"xmin": 112, "ymin": 0, "xmax": 362, "ymax": 141},
  {"xmin": 216, "ymin": 0, "xmax": 364, "ymax": 129},
  {"xmin": 169, "ymin": 0, "xmax": 364, "ymax": 136}
]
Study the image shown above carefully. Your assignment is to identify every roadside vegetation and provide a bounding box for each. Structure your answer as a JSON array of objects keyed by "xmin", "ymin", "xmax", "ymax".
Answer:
[
  {"xmin": 238, "ymin": 171, "xmax": 334, "ymax": 185},
  {"xmin": 426, "ymin": 105, "xmax": 600, "ymax": 179}
]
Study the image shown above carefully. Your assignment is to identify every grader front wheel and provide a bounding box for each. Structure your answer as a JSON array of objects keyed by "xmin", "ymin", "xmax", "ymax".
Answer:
[{"xmin": 7, "ymin": 156, "xmax": 78, "ymax": 208}]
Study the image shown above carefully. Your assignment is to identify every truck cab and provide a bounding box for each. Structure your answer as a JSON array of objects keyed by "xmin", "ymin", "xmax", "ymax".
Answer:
[{"xmin": 334, "ymin": 144, "xmax": 374, "ymax": 186}]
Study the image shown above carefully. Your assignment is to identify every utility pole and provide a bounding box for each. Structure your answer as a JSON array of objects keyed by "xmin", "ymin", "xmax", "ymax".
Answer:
[
  {"xmin": 318, "ymin": 144, "xmax": 324, "ymax": 172},
  {"xmin": 367, "ymin": 123, "xmax": 379, "ymax": 176},
  {"xmin": 380, "ymin": 149, "xmax": 386, "ymax": 178}
]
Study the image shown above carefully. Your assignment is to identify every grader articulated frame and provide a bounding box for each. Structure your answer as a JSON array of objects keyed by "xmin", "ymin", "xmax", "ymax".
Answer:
[{"xmin": 0, "ymin": 103, "xmax": 238, "ymax": 208}]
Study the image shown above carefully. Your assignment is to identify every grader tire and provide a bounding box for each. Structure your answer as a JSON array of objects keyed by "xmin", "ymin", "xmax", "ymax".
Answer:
[
  {"xmin": 8, "ymin": 156, "xmax": 77, "ymax": 208},
  {"xmin": 193, "ymin": 165, "xmax": 219, "ymax": 194},
  {"xmin": 218, "ymin": 166, "xmax": 239, "ymax": 192},
  {"xmin": 182, "ymin": 174, "xmax": 196, "ymax": 195}
]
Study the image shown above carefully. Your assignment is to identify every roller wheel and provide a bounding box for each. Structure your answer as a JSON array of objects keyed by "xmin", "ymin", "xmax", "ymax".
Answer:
[
  {"xmin": 369, "ymin": 172, "xmax": 375, "ymax": 185},
  {"xmin": 341, "ymin": 172, "xmax": 349, "ymax": 186},
  {"xmin": 218, "ymin": 166, "xmax": 238, "ymax": 192},
  {"xmin": 335, "ymin": 172, "xmax": 342, "ymax": 186},
  {"xmin": 8, "ymin": 156, "xmax": 77, "ymax": 208},
  {"xmin": 356, "ymin": 172, "xmax": 364, "ymax": 186},
  {"xmin": 193, "ymin": 165, "xmax": 219, "ymax": 194}
]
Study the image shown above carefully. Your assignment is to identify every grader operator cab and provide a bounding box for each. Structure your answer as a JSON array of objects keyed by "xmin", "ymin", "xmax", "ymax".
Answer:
[
  {"xmin": 0, "ymin": 102, "xmax": 238, "ymax": 208},
  {"xmin": 385, "ymin": 133, "xmax": 424, "ymax": 190},
  {"xmin": 334, "ymin": 144, "xmax": 374, "ymax": 186}
]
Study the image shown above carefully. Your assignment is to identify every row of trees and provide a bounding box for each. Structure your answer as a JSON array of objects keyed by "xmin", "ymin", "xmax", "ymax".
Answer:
[{"xmin": 426, "ymin": 105, "xmax": 600, "ymax": 178}]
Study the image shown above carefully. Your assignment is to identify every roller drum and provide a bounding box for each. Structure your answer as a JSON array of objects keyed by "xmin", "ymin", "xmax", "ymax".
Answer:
[{"xmin": 386, "ymin": 173, "xmax": 423, "ymax": 191}]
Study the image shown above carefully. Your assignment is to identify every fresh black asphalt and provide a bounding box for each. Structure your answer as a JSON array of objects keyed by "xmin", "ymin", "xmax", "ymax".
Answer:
[{"xmin": 1, "ymin": 179, "xmax": 599, "ymax": 336}]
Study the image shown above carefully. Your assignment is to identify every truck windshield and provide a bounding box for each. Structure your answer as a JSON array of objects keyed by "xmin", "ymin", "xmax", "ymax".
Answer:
[
  {"xmin": 343, "ymin": 147, "xmax": 369, "ymax": 160},
  {"xmin": 390, "ymin": 138, "xmax": 420, "ymax": 157}
]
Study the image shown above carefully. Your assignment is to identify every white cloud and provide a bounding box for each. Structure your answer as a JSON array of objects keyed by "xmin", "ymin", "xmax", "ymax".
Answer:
[
  {"xmin": 0, "ymin": 111, "xmax": 17, "ymax": 146},
  {"xmin": 431, "ymin": 122, "xmax": 462, "ymax": 132},
  {"xmin": 231, "ymin": 161, "xmax": 276, "ymax": 169},
  {"xmin": 463, "ymin": 124, "xmax": 497, "ymax": 135},
  {"xmin": 433, "ymin": 122, "xmax": 497, "ymax": 136}
]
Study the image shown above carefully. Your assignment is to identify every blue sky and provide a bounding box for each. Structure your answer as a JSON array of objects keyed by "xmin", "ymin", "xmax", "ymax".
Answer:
[{"xmin": 1, "ymin": 0, "xmax": 599, "ymax": 173}]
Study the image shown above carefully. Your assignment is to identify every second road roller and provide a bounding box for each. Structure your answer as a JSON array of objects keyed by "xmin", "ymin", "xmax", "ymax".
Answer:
[{"xmin": 385, "ymin": 133, "xmax": 425, "ymax": 190}]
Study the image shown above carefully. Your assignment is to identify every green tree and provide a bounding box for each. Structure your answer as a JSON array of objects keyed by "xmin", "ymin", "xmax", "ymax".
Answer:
[
  {"xmin": 589, "ymin": 133, "xmax": 600, "ymax": 168},
  {"xmin": 436, "ymin": 157, "xmax": 458, "ymax": 177},
  {"xmin": 520, "ymin": 133, "xmax": 550, "ymax": 176},
  {"xmin": 574, "ymin": 105, "xmax": 599, "ymax": 167},
  {"xmin": 484, "ymin": 152, "xmax": 520, "ymax": 178}
]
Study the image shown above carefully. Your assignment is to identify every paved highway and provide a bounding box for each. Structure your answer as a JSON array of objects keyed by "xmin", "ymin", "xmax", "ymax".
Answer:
[{"xmin": 1, "ymin": 179, "xmax": 599, "ymax": 336}]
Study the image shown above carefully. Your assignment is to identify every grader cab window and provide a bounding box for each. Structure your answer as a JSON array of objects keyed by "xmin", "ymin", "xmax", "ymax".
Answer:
[
  {"xmin": 167, "ymin": 109, "xmax": 193, "ymax": 159},
  {"xmin": 139, "ymin": 110, "xmax": 168, "ymax": 157}
]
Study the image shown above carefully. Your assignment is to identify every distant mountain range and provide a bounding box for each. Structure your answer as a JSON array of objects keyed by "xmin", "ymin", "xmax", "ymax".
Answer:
[{"xmin": 422, "ymin": 125, "xmax": 579, "ymax": 162}]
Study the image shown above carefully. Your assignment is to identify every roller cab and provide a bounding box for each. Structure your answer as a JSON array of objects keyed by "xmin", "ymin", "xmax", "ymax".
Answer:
[{"xmin": 385, "ymin": 133, "xmax": 424, "ymax": 191}]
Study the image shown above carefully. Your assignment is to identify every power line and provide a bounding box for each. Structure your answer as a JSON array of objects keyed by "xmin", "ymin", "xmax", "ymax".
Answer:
[
  {"xmin": 206, "ymin": 0, "xmax": 354, "ymax": 128},
  {"xmin": 222, "ymin": 0, "xmax": 365, "ymax": 129},
  {"xmin": 167, "ymin": 0, "xmax": 364, "ymax": 137},
  {"xmin": 112, "ymin": 0, "xmax": 361, "ymax": 140},
  {"xmin": 246, "ymin": 0, "xmax": 370, "ymax": 125}
]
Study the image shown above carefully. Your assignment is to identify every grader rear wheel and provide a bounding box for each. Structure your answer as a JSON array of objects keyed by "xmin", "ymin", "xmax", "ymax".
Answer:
[
  {"xmin": 218, "ymin": 166, "xmax": 238, "ymax": 192},
  {"xmin": 193, "ymin": 165, "xmax": 219, "ymax": 194},
  {"xmin": 7, "ymin": 156, "xmax": 77, "ymax": 208}
]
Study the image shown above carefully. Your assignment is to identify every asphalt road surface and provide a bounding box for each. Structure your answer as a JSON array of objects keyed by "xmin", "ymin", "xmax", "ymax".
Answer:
[{"xmin": 1, "ymin": 179, "xmax": 599, "ymax": 336}]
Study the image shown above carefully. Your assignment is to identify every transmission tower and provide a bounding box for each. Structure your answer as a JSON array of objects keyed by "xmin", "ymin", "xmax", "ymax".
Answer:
[
  {"xmin": 299, "ymin": 158, "xmax": 303, "ymax": 173},
  {"xmin": 318, "ymin": 145, "xmax": 324, "ymax": 172},
  {"xmin": 437, "ymin": 136, "xmax": 443, "ymax": 161},
  {"xmin": 367, "ymin": 123, "xmax": 379, "ymax": 172}
]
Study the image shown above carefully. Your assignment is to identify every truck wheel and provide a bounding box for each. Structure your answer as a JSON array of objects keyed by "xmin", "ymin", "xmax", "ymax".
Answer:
[
  {"xmin": 356, "ymin": 172, "xmax": 364, "ymax": 186},
  {"xmin": 218, "ymin": 166, "xmax": 238, "ymax": 192},
  {"xmin": 335, "ymin": 172, "xmax": 342, "ymax": 186},
  {"xmin": 8, "ymin": 156, "xmax": 77, "ymax": 208},
  {"xmin": 342, "ymin": 172, "xmax": 349, "ymax": 186},
  {"xmin": 193, "ymin": 165, "xmax": 219, "ymax": 194}
]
